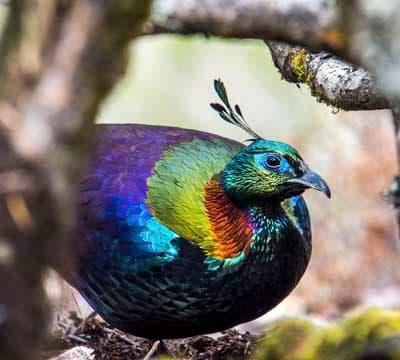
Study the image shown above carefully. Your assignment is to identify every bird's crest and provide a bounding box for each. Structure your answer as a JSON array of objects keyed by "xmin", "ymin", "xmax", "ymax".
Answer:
[{"xmin": 210, "ymin": 79, "xmax": 263, "ymax": 141}]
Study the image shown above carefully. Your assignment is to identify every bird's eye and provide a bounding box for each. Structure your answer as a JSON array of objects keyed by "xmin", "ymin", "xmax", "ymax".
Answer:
[{"xmin": 265, "ymin": 155, "xmax": 281, "ymax": 168}]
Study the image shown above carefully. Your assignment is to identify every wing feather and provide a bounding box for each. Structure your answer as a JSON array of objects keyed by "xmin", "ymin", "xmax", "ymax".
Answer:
[{"xmin": 146, "ymin": 139, "xmax": 243, "ymax": 257}]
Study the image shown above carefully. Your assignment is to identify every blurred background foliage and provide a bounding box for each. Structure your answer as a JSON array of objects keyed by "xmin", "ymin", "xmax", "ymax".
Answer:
[{"xmin": 54, "ymin": 35, "xmax": 399, "ymax": 331}]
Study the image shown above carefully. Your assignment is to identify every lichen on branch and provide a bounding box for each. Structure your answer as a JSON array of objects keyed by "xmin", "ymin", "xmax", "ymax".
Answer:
[{"xmin": 266, "ymin": 41, "xmax": 390, "ymax": 111}]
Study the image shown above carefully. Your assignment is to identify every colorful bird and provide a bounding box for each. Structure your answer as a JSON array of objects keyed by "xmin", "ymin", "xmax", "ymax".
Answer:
[{"xmin": 72, "ymin": 80, "xmax": 330, "ymax": 340}]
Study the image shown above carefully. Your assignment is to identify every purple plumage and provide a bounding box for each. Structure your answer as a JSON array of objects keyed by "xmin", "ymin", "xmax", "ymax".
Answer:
[
  {"xmin": 69, "ymin": 80, "xmax": 331, "ymax": 340},
  {"xmin": 77, "ymin": 124, "xmax": 240, "ymax": 264},
  {"xmin": 70, "ymin": 117, "xmax": 329, "ymax": 339}
]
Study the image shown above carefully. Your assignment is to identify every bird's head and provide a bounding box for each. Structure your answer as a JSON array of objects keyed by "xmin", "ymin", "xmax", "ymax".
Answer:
[
  {"xmin": 211, "ymin": 79, "xmax": 330, "ymax": 203},
  {"xmin": 222, "ymin": 139, "xmax": 330, "ymax": 202}
]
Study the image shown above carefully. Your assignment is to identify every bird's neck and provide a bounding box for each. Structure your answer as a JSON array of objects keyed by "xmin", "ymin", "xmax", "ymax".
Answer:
[
  {"xmin": 246, "ymin": 203, "xmax": 291, "ymax": 256},
  {"xmin": 204, "ymin": 175, "xmax": 254, "ymax": 258},
  {"xmin": 204, "ymin": 175, "xmax": 290, "ymax": 260}
]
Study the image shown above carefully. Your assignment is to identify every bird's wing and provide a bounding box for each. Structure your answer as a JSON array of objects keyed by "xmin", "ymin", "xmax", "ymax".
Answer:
[
  {"xmin": 78, "ymin": 125, "xmax": 244, "ymax": 270},
  {"xmin": 146, "ymin": 138, "xmax": 246, "ymax": 259}
]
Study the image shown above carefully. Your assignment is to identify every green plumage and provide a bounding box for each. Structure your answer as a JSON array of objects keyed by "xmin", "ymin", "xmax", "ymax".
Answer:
[
  {"xmin": 71, "ymin": 80, "xmax": 330, "ymax": 339},
  {"xmin": 147, "ymin": 139, "xmax": 242, "ymax": 257}
]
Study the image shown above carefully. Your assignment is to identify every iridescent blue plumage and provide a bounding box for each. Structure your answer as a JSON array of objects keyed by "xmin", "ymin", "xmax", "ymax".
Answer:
[
  {"xmin": 77, "ymin": 125, "xmax": 222, "ymax": 274},
  {"xmin": 70, "ymin": 82, "xmax": 330, "ymax": 339}
]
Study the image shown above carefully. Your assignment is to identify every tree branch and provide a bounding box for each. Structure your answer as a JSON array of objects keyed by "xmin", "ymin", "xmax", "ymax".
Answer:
[
  {"xmin": 0, "ymin": 1, "xmax": 151, "ymax": 359},
  {"xmin": 146, "ymin": 0, "xmax": 394, "ymax": 112},
  {"xmin": 266, "ymin": 41, "xmax": 391, "ymax": 111},
  {"xmin": 147, "ymin": 0, "xmax": 344, "ymax": 50}
]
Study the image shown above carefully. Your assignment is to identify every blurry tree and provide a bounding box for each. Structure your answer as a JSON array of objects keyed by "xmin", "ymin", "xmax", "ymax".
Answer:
[
  {"xmin": 0, "ymin": 1, "xmax": 151, "ymax": 360},
  {"xmin": 0, "ymin": 1, "xmax": 399, "ymax": 359}
]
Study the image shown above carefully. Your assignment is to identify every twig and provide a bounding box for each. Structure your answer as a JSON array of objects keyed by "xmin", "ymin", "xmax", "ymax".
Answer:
[
  {"xmin": 102, "ymin": 328, "xmax": 137, "ymax": 347},
  {"xmin": 67, "ymin": 334, "xmax": 91, "ymax": 345},
  {"xmin": 143, "ymin": 340, "xmax": 160, "ymax": 360}
]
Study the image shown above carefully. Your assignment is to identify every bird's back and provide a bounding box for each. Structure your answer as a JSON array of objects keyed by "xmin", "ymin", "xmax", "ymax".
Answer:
[{"xmin": 74, "ymin": 124, "xmax": 310, "ymax": 339}]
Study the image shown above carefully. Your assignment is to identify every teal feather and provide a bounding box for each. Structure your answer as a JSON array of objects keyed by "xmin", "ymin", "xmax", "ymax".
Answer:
[{"xmin": 70, "ymin": 81, "xmax": 329, "ymax": 340}]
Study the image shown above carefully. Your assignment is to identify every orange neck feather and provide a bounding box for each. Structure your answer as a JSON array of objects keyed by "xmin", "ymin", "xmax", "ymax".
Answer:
[{"xmin": 204, "ymin": 175, "xmax": 253, "ymax": 258}]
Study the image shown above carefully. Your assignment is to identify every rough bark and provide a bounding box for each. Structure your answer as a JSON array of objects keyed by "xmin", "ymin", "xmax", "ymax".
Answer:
[
  {"xmin": 0, "ymin": 1, "xmax": 151, "ymax": 360},
  {"xmin": 266, "ymin": 41, "xmax": 390, "ymax": 111},
  {"xmin": 148, "ymin": 0, "xmax": 343, "ymax": 50}
]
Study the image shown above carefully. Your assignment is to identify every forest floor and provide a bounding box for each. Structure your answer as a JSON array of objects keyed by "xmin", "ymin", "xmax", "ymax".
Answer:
[
  {"xmin": 45, "ymin": 306, "xmax": 400, "ymax": 360},
  {"xmin": 50, "ymin": 312, "xmax": 259, "ymax": 360}
]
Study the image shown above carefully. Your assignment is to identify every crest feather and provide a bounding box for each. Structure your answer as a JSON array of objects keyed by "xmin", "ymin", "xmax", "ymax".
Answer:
[{"xmin": 210, "ymin": 79, "xmax": 263, "ymax": 141}]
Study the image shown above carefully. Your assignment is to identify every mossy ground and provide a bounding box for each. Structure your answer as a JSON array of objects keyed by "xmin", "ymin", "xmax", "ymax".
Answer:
[{"xmin": 255, "ymin": 308, "xmax": 400, "ymax": 360}]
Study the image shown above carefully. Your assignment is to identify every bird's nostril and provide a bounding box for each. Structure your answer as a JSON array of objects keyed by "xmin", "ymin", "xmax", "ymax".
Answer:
[{"xmin": 297, "ymin": 168, "xmax": 305, "ymax": 177}]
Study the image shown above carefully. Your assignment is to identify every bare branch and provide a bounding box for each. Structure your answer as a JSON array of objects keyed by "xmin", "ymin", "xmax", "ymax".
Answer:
[
  {"xmin": 266, "ymin": 41, "xmax": 390, "ymax": 111},
  {"xmin": 147, "ymin": 0, "xmax": 344, "ymax": 50}
]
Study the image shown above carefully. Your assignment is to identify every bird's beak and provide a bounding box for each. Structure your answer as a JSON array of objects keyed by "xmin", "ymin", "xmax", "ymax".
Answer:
[{"xmin": 286, "ymin": 167, "xmax": 331, "ymax": 198}]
